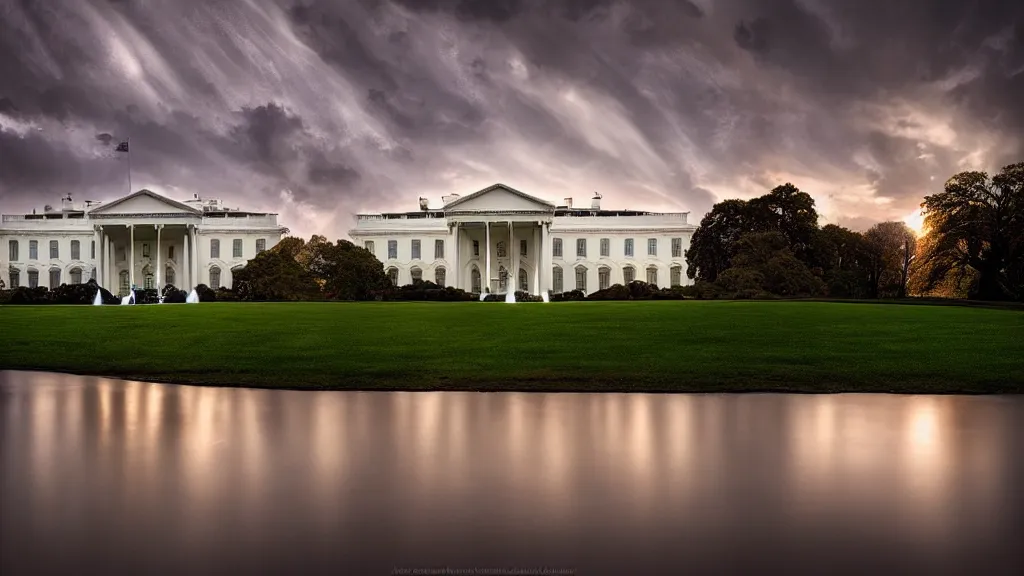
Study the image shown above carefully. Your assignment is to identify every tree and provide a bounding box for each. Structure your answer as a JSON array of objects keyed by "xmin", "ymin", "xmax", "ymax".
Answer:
[
  {"xmin": 865, "ymin": 221, "xmax": 917, "ymax": 298},
  {"xmin": 716, "ymin": 231, "xmax": 826, "ymax": 297},
  {"xmin": 270, "ymin": 236, "xmax": 307, "ymax": 260},
  {"xmin": 315, "ymin": 240, "xmax": 391, "ymax": 300},
  {"xmin": 747, "ymin": 183, "xmax": 820, "ymax": 264},
  {"xmin": 686, "ymin": 199, "xmax": 751, "ymax": 282},
  {"xmin": 812, "ymin": 224, "xmax": 877, "ymax": 298},
  {"xmin": 919, "ymin": 162, "xmax": 1024, "ymax": 301},
  {"xmin": 232, "ymin": 250, "xmax": 321, "ymax": 301}
]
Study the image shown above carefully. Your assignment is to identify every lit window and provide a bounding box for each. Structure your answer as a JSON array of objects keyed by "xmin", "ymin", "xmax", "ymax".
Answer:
[
  {"xmin": 552, "ymin": 266, "xmax": 563, "ymax": 293},
  {"xmin": 553, "ymin": 238, "xmax": 563, "ymax": 258}
]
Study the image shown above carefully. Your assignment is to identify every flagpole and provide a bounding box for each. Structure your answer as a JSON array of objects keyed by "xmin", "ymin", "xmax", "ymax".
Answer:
[{"xmin": 127, "ymin": 137, "xmax": 132, "ymax": 194}]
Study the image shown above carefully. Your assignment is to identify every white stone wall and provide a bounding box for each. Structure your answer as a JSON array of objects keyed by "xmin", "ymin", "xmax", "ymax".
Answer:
[
  {"xmin": 1, "ymin": 231, "xmax": 99, "ymax": 288},
  {"xmin": 196, "ymin": 230, "xmax": 282, "ymax": 288},
  {"xmin": 548, "ymin": 228, "xmax": 694, "ymax": 291}
]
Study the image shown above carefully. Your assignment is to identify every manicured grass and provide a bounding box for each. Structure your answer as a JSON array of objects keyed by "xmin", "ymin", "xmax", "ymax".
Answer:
[{"xmin": 1, "ymin": 301, "xmax": 1022, "ymax": 393}]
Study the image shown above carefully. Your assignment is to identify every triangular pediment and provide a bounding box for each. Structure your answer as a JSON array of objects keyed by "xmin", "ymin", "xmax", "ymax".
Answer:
[
  {"xmin": 444, "ymin": 183, "xmax": 555, "ymax": 212},
  {"xmin": 88, "ymin": 189, "xmax": 201, "ymax": 215}
]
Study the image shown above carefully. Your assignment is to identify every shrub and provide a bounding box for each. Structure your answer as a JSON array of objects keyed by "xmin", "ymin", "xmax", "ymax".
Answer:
[
  {"xmin": 586, "ymin": 284, "xmax": 632, "ymax": 301},
  {"xmin": 133, "ymin": 288, "xmax": 159, "ymax": 305},
  {"xmin": 214, "ymin": 287, "xmax": 239, "ymax": 301},
  {"xmin": 8, "ymin": 286, "xmax": 51, "ymax": 304},
  {"xmin": 162, "ymin": 284, "xmax": 187, "ymax": 304},
  {"xmin": 389, "ymin": 281, "xmax": 476, "ymax": 302},
  {"xmin": 551, "ymin": 289, "xmax": 586, "ymax": 301},
  {"xmin": 195, "ymin": 284, "xmax": 218, "ymax": 302}
]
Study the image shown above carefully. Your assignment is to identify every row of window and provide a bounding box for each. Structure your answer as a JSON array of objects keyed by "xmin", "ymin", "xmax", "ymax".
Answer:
[
  {"xmin": 6, "ymin": 238, "xmax": 268, "ymax": 263},
  {"xmin": 367, "ymin": 236, "xmax": 685, "ymax": 262},
  {"xmin": 551, "ymin": 265, "xmax": 683, "ymax": 293},
  {"xmin": 8, "ymin": 240, "xmax": 97, "ymax": 261},
  {"xmin": 385, "ymin": 266, "xmax": 448, "ymax": 287},
  {"xmin": 8, "ymin": 267, "xmax": 97, "ymax": 289}
]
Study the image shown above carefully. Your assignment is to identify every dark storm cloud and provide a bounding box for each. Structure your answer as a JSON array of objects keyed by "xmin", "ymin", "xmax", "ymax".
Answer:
[{"xmin": 1, "ymin": 0, "xmax": 1023, "ymax": 236}]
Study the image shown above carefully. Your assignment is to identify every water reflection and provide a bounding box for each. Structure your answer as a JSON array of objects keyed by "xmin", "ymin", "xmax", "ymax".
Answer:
[{"xmin": 2, "ymin": 371, "xmax": 1022, "ymax": 575}]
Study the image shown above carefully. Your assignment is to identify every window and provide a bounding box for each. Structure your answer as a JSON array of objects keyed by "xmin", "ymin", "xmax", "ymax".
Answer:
[
  {"xmin": 90, "ymin": 267, "xmax": 96, "ymax": 282},
  {"xmin": 169, "ymin": 245, "xmax": 175, "ymax": 260},
  {"xmin": 166, "ymin": 267, "xmax": 175, "ymax": 287},
  {"xmin": 388, "ymin": 240, "xmax": 398, "ymax": 259},
  {"xmin": 210, "ymin": 240, "xmax": 219, "ymax": 259},
  {"xmin": 70, "ymin": 268, "xmax": 82, "ymax": 285},
  {"xmin": 553, "ymin": 266, "xmax": 563, "ymax": 293},
  {"xmin": 256, "ymin": 239, "xmax": 266, "ymax": 253},
  {"xmin": 364, "ymin": 240, "xmax": 375, "ymax": 254},
  {"xmin": 411, "ymin": 267, "xmax": 423, "ymax": 282},
  {"xmin": 8, "ymin": 240, "xmax": 17, "ymax": 261},
  {"xmin": 497, "ymin": 241, "xmax": 506, "ymax": 258},
  {"xmin": 387, "ymin": 267, "xmax": 399, "ymax": 286},
  {"xmin": 119, "ymin": 271, "xmax": 129, "ymax": 295},
  {"xmin": 435, "ymin": 239, "xmax": 444, "ymax": 259},
  {"xmin": 473, "ymin": 240, "xmax": 480, "ymax": 257},
  {"xmin": 435, "ymin": 267, "xmax": 446, "ymax": 287},
  {"xmin": 9, "ymin": 269, "xmax": 19, "ymax": 288},
  {"xmin": 71, "ymin": 240, "xmax": 81, "ymax": 260},
  {"xmin": 520, "ymin": 239, "xmax": 527, "ymax": 257},
  {"xmin": 519, "ymin": 268, "xmax": 528, "ymax": 292},
  {"xmin": 49, "ymin": 268, "xmax": 61, "ymax": 287},
  {"xmin": 142, "ymin": 243, "xmax": 150, "ymax": 258},
  {"xmin": 575, "ymin": 266, "xmax": 587, "ymax": 292},
  {"xmin": 144, "ymin": 274, "xmax": 154, "ymax": 290},
  {"xmin": 576, "ymin": 238, "xmax": 586, "ymax": 258},
  {"xmin": 50, "ymin": 240, "xmax": 59, "ymax": 259},
  {"xmin": 646, "ymin": 266, "xmax": 658, "ymax": 286},
  {"xmin": 600, "ymin": 238, "xmax": 609, "ymax": 257},
  {"xmin": 672, "ymin": 237, "xmax": 682, "ymax": 258},
  {"xmin": 624, "ymin": 238, "xmax": 634, "ymax": 257},
  {"xmin": 411, "ymin": 239, "xmax": 421, "ymax": 260},
  {"xmin": 232, "ymin": 239, "xmax": 243, "ymax": 258},
  {"xmin": 623, "ymin": 265, "xmax": 635, "ymax": 284},
  {"xmin": 471, "ymin": 267, "xmax": 481, "ymax": 293},
  {"xmin": 210, "ymin": 266, "xmax": 221, "ymax": 288},
  {"xmin": 553, "ymin": 238, "xmax": 563, "ymax": 258},
  {"xmin": 648, "ymin": 238, "xmax": 657, "ymax": 256},
  {"xmin": 91, "ymin": 241, "xmax": 96, "ymax": 259},
  {"xmin": 498, "ymin": 266, "xmax": 508, "ymax": 292},
  {"xmin": 29, "ymin": 240, "xmax": 38, "ymax": 260},
  {"xmin": 671, "ymin": 266, "xmax": 682, "ymax": 287},
  {"xmin": 599, "ymin": 267, "xmax": 610, "ymax": 290},
  {"xmin": 28, "ymin": 270, "xmax": 39, "ymax": 288}
]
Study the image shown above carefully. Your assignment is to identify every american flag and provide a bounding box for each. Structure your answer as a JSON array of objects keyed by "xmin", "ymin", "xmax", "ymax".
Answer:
[{"xmin": 115, "ymin": 141, "xmax": 129, "ymax": 152}]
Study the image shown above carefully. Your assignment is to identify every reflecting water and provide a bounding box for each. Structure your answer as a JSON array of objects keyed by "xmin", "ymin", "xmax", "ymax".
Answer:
[{"xmin": 2, "ymin": 371, "xmax": 1022, "ymax": 575}]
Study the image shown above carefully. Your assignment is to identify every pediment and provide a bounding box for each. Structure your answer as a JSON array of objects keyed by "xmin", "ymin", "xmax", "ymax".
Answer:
[
  {"xmin": 88, "ymin": 189, "xmax": 200, "ymax": 215},
  {"xmin": 444, "ymin": 183, "xmax": 555, "ymax": 213}
]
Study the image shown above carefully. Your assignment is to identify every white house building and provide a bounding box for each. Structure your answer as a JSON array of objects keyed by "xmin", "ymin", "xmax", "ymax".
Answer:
[
  {"xmin": 350, "ymin": 183, "xmax": 698, "ymax": 295},
  {"xmin": 1, "ymin": 189, "xmax": 288, "ymax": 295}
]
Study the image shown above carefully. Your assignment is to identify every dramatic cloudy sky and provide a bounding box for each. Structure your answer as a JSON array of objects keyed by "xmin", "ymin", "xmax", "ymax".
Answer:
[{"xmin": 1, "ymin": 0, "xmax": 1022, "ymax": 237}]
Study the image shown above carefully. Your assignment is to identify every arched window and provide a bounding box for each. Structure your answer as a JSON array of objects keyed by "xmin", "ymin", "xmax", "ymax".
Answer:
[
  {"xmin": 435, "ymin": 267, "xmax": 446, "ymax": 287},
  {"xmin": 471, "ymin": 267, "xmax": 481, "ymax": 293},
  {"xmin": 387, "ymin": 267, "xmax": 399, "ymax": 286},
  {"xmin": 70, "ymin": 267, "xmax": 83, "ymax": 285},
  {"xmin": 498, "ymin": 266, "xmax": 509, "ymax": 292},
  {"xmin": 623, "ymin": 265, "xmax": 636, "ymax": 284},
  {"xmin": 119, "ymin": 270, "xmax": 129, "ymax": 295},
  {"xmin": 575, "ymin": 265, "xmax": 587, "ymax": 293},
  {"xmin": 28, "ymin": 270, "xmax": 39, "ymax": 288},
  {"xmin": 646, "ymin": 266, "xmax": 658, "ymax": 286},
  {"xmin": 670, "ymin": 265, "xmax": 682, "ymax": 287},
  {"xmin": 598, "ymin": 266, "xmax": 610, "ymax": 290},
  {"xmin": 210, "ymin": 266, "xmax": 221, "ymax": 289},
  {"xmin": 497, "ymin": 241, "xmax": 507, "ymax": 258},
  {"xmin": 410, "ymin": 266, "xmax": 423, "ymax": 283},
  {"xmin": 9, "ymin": 268, "xmax": 20, "ymax": 288},
  {"xmin": 49, "ymin": 267, "xmax": 61, "ymax": 288},
  {"xmin": 166, "ymin": 267, "xmax": 175, "ymax": 287},
  {"xmin": 552, "ymin": 266, "xmax": 563, "ymax": 293},
  {"xmin": 144, "ymin": 273, "xmax": 154, "ymax": 290},
  {"xmin": 518, "ymin": 268, "xmax": 528, "ymax": 292}
]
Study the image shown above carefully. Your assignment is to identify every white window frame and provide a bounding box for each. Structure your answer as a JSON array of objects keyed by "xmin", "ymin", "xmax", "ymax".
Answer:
[
  {"xmin": 411, "ymin": 239, "xmax": 421, "ymax": 260},
  {"xmin": 553, "ymin": 238, "xmax": 563, "ymax": 258},
  {"xmin": 624, "ymin": 238, "xmax": 633, "ymax": 258},
  {"xmin": 576, "ymin": 238, "xmax": 586, "ymax": 258}
]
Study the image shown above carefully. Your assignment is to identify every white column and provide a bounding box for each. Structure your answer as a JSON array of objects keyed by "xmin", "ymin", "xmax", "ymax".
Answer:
[
  {"xmin": 155, "ymin": 225, "xmax": 162, "ymax": 294},
  {"xmin": 106, "ymin": 234, "xmax": 113, "ymax": 290},
  {"xmin": 191, "ymin": 226, "xmax": 199, "ymax": 288},
  {"xmin": 533, "ymin": 224, "xmax": 540, "ymax": 295},
  {"xmin": 182, "ymin": 229, "xmax": 190, "ymax": 290},
  {"xmin": 540, "ymin": 222, "xmax": 549, "ymax": 292},
  {"xmin": 509, "ymin": 221, "xmax": 515, "ymax": 293},
  {"xmin": 452, "ymin": 222, "xmax": 460, "ymax": 290},
  {"xmin": 93, "ymin": 227, "xmax": 101, "ymax": 284},
  {"xmin": 129, "ymin": 224, "xmax": 135, "ymax": 290},
  {"xmin": 485, "ymin": 221, "xmax": 491, "ymax": 293}
]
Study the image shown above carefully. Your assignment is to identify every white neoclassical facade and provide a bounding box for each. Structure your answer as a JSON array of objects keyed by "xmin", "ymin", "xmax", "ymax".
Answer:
[
  {"xmin": 1, "ymin": 189, "xmax": 288, "ymax": 295},
  {"xmin": 350, "ymin": 183, "xmax": 698, "ymax": 295}
]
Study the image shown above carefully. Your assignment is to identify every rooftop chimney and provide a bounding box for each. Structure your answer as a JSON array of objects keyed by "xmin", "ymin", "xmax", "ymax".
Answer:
[
  {"xmin": 591, "ymin": 192, "xmax": 602, "ymax": 210},
  {"xmin": 564, "ymin": 197, "xmax": 573, "ymax": 209},
  {"xmin": 418, "ymin": 197, "xmax": 429, "ymax": 211}
]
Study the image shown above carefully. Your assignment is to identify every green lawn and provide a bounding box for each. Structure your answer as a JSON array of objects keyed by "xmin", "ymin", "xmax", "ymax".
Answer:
[{"xmin": 1, "ymin": 301, "xmax": 1022, "ymax": 393}]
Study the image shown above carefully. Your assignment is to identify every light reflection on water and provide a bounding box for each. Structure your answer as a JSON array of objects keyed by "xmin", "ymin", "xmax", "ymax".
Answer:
[{"xmin": 2, "ymin": 371, "xmax": 1022, "ymax": 575}]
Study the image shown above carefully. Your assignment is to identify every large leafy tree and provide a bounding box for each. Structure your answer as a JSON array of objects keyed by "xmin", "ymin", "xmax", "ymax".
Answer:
[
  {"xmin": 865, "ymin": 221, "xmax": 917, "ymax": 298},
  {"xmin": 685, "ymin": 199, "xmax": 751, "ymax": 282},
  {"xmin": 232, "ymin": 250, "xmax": 321, "ymax": 301},
  {"xmin": 919, "ymin": 163, "xmax": 1024, "ymax": 301},
  {"xmin": 811, "ymin": 224, "xmax": 878, "ymax": 298},
  {"xmin": 747, "ymin": 183, "xmax": 820, "ymax": 263},
  {"xmin": 717, "ymin": 231, "xmax": 825, "ymax": 297},
  {"xmin": 314, "ymin": 240, "xmax": 392, "ymax": 301}
]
